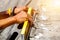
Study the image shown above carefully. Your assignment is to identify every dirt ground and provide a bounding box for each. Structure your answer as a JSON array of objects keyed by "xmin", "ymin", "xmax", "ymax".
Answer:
[{"xmin": 28, "ymin": 0, "xmax": 60, "ymax": 40}]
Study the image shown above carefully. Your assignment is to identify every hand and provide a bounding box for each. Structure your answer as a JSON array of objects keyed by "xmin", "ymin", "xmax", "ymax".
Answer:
[
  {"xmin": 14, "ymin": 6, "xmax": 28, "ymax": 14},
  {"xmin": 14, "ymin": 6, "xmax": 37, "ymax": 15},
  {"xmin": 14, "ymin": 11, "xmax": 27, "ymax": 23},
  {"xmin": 14, "ymin": 6, "xmax": 37, "ymax": 25},
  {"xmin": 14, "ymin": 11, "xmax": 33, "ymax": 24}
]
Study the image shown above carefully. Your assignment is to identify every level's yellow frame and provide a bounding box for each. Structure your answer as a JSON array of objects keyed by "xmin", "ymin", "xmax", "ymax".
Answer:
[{"xmin": 21, "ymin": 7, "xmax": 32, "ymax": 35}]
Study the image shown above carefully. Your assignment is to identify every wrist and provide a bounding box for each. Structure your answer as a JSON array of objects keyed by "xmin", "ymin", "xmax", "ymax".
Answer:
[{"xmin": 13, "ymin": 16, "xmax": 17, "ymax": 23}]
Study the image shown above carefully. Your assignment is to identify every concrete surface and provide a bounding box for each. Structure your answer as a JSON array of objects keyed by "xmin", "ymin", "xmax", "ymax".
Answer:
[
  {"xmin": 28, "ymin": 0, "xmax": 60, "ymax": 40},
  {"xmin": 0, "ymin": 0, "xmax": 60, "ymax": 40}
]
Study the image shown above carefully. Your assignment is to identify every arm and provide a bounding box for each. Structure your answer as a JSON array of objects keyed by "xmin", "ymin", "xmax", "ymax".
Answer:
[
  {"xmin": 0, "ymin": 11, "xmax": 28, "ymax": 30},
  {"xmin": 0, "ymin": 11, "xmax": 9, "ymax": 19},
  {"xmin": 0, "ymin": 6, "xmax": 27, "ymax": 19},
  {"xmin": 0, "ymin": 7, "xmax": 26, "ymax": 29},
  {"xmin": 0, "ymin": 7, "xmax": 33, "ymax": 30},
  {"xmin": 0, "ymin": 16, "xmax": 16, "ymax": 29}
]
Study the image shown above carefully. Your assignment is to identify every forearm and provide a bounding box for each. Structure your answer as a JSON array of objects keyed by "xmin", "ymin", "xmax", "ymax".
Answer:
[
  {"xmin": 0, "ymin": 16, "xmax": 16, "ymax": 29},
  {"xmin": 0, "ymin": 11, "xmax": 9, "ymax": 19}
]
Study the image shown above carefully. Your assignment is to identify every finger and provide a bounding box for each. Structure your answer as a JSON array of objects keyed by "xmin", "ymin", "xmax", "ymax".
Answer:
[
  {"xmin": 28, "ymin": 18, "xmax": 33, "ymax": 26},
  {"xmin": 27, "ymin": 14, "xmax": 33, "ymax": 25},
  {"xmin": 17, "ymin": 17, "xmax": 27, "ymax": 23},
  {"xmin": 19, "ymin": 11, "xmax": 27, "ymax": 18},
  {"xmin": 32, "ymin": 9, "xmax": 38, "ymax": 15},
  {"xmin": 14, "ymin": 6, "xmax": 28, "ymax": 14},
  {"xmin": 15, "ymin": 11, "xmax": 27, "ymax": 18}
]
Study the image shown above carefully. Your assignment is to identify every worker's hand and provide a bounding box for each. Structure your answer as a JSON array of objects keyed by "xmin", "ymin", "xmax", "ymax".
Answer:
[
  {"xmin": 14, "ymin": 11, "xmax": 33, "ymax": 24},
  {"xmin": 14, "ymin": 6, "xmax": 37, "ymax": 25},
  {"xmin": 14, "ymin": 6, "xmax": 37, "ymax": 15},
  {"xmin": 14, "ymin": 6, "xmax": 28, "ymax": 14}
]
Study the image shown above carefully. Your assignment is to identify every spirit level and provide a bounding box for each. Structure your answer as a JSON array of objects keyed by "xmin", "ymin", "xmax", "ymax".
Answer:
[{"xmin": 20, "ymin": 7, "xmax": 32, "ymax": 40}]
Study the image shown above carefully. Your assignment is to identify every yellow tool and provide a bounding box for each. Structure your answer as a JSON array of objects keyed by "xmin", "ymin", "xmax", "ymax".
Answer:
[
  {"xmin": 7, "ymin": 8, "xmax": 12, "ymax": 15},
  {"xmin": 21, "ymin": 7, "xmax": 32, "ymax": 40}
]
